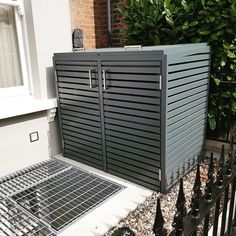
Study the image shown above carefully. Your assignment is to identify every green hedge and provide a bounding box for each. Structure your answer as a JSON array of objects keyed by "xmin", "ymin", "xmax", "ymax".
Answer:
[{"xmin": 117, "ymin": 0, "xmax": 236, "ymax": 136}]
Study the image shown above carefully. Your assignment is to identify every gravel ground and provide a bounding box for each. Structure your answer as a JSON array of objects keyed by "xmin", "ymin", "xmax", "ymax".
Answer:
[{"xmin": 104, "ymin": 162, "xmax": 210, "ymax": 236}]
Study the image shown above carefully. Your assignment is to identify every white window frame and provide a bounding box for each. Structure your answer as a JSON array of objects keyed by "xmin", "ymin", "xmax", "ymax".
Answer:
[{"xmin": 0, "ymin": 0, "xmax": 30, "ymax": 98}]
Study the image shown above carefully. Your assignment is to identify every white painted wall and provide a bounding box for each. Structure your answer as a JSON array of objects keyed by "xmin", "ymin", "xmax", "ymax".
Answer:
[
  {"xmin": 0, "ymin": 0, "xmax": 71, "ymax": 176},
  {"xmin": 0, "ymin": 112, "xmax": 49, "ymax": 177},
  {"xmin": 24, "ymin": 0, "xmax": 72, "ymax": 99}
]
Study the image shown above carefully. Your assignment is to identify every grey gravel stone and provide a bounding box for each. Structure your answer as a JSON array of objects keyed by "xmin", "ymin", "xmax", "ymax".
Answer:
[{"xmin": 104, "ymin": 164, "xmax": 209, "ymax": 236}]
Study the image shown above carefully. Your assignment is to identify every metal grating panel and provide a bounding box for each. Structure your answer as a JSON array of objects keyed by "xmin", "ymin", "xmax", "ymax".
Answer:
[
  {"xmin": 0, "ymin": 199, "xmax": 56, "ymax": 236},
  {"xmin": 0, "ymin": 159, "xmax": 123, "ymax": 234}
]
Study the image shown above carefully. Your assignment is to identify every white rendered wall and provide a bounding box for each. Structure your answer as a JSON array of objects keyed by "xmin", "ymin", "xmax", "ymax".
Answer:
[
  {"xmin": 0, "ymin": 112, "xmax": 49, "ymax": 177},
  {"xmin": 24, "ymin": 0, "xmax": 72, "ymax": 99},
  {"xmin": 0, "ymin": 0, "xmax": 71, "ymax": 176}
]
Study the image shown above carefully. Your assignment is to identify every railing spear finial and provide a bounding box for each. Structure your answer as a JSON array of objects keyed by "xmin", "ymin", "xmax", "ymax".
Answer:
[
  {"xmin": 216, "ymin": 145, "xmax": 225, "ymax": 187},
  {"xmin": 172, "ymin": 178, "xmax": 186, "ymax": 235},
  {"xmin": 205, "ymin": 153, "xmax": 214, "ymax": 201},
  {"xmin": 153, "ymin": 198, "xmax": 167, "ymax": 236},
  {"xmin": 191, "ymin": 164, "xmax": 202, "ymax": 217}
]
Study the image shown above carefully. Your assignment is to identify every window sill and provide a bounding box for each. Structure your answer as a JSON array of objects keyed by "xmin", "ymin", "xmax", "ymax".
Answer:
[{"xmin": 0, "ymin": 96, "xmax": 57, "ymax": 120}]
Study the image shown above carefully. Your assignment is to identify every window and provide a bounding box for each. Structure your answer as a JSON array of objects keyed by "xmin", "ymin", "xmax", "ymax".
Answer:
[{"xmin": 0, "ymin": 0, "xmax": 29, "ymax": 98}]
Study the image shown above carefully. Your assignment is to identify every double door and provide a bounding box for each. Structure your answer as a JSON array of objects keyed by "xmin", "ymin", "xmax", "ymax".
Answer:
[{"xmin": 55, "ymin": 51, "xmax": 163, "ymax": 191}]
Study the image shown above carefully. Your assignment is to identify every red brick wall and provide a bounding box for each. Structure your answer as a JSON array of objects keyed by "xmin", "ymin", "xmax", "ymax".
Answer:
[
  {"xmin": 94, "ymin": 1, "xmax": 108, "ymax": 48},
  {"xmin": 69, "ymin": 0, "xmax": 126, "ymax": 49},
  {"xmin": 111, "ymin": 0, "xmax": 126, "ymax": 47},
  {"xmin": 70, "ymin": 0, "xmax": 108, "ymax": 49}
]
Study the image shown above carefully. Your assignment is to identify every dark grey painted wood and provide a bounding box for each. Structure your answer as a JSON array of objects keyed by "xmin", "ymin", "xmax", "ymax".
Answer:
[{"xmin": 54, "ymin": 43, "xmax": 210, "ymax": 192}]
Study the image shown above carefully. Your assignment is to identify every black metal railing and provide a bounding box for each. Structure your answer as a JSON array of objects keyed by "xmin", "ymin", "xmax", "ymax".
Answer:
[{"xmin": 153, "ymin": 135, "xmax": 236, "ymax": 236}]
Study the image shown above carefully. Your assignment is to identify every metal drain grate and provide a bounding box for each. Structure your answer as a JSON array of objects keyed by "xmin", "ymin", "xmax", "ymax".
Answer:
[
  {"xmin": 0, "ymin": 159, "xmax": 123, "ymax": 234},
  {"xmin": 0, "ymin": 199, "xmax": 56, "ymax": 236},
  {"xmin": 0, "ymin": 160, "xmax": 71, "ymax": 198}
]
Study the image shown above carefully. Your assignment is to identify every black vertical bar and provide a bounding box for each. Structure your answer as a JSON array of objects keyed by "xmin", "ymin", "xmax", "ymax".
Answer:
[
  {"xmin": 220, "ymin": 185, "xmax": 230, "ymax": 236},
  {"xmin": 227, "ymin": 178, "xmax": 236, "ymax": 236},
  {"xmin": 203, "ymin": 213, "xmax": 210, "ymax": 236},
  {"xmin": 213, "ymin": 196, "xmax": 221, "ymax": 236}
]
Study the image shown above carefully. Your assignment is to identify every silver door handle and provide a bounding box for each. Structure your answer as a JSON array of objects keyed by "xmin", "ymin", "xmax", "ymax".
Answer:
[
  {"xmin": 89, "ymin": 69, "xmax": 93, "ymax": 88},
  {"xmin": 102, "ymin": 70, "xmax": 106, "ymax": 90}
]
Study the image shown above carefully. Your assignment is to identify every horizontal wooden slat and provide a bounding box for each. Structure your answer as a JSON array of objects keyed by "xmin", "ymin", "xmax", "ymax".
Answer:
[
  {"xmin": 168, "ymin": 79, "xmax": 208, "ymax": 96},
  {"xmin": 167, "ymin": 97, "xmax": 208, "ymax": 118},
  {"xmin": 106, "ymin": 81, "xmax": 159, "ymax": 89},
  {"xmin": 59, "ymin": 93, "xmax": 99, "ymax": 104},
  {"xmin": 168, "ymin": 84, "xmax": 208, "ymax": 104},
  {"xmin": 105, "ymin": 123, "xmax": 160, "ymax": 139},
  {"xmin": 60, "ymin": 104, "xmax": 100, "ymax": 116},
  {"xmin": 107, "ymin": 146, "xmax": 160, "ymax": 165},
  {"xmin": 106, "ymin": 136, "xmax": 160, "ymax": 153},
  {"xmin": 58, "ymin": 76, "xmax": 97, "ymax": 86},
  {"xmin": 58, "ymin": 88, "xmax": 98, "ymax": 97},
  {"xmin": 61, "ymin": 114, "xmax": 100, "ymax": 127},
  {"xmin": 108, "ymin": 169, "xmax": 160, "ymax": 191},
  {"xmin": 168, "ymin": 54, "xmax": 210, "ymax": 64},
  {"xmin": 167, "ymin": 134, "xmax": 205, "ymax": 167},
  {"xmin": 58, "ymin": 82, "xmax": 98, "ymax": 91},
  {"xmin": 104, "ymin": 73, "xmax": 160, "ymax": 82},
  {"xmin": 168, "ymin": 66, "xmax": 209, "ymax": 81},
  {"xmin": 167, "ymin": 116, "xmax": 206, "ymax": 147},
  {"xmin": 64, "ymin": 136, "xmax": 102, "ymax": 151},
  {"xmin": 107, "ymin": 164, "xmax": 159, "ymax": 186},
  {"xmin": 104, "ymin": 106, "xmax": 160, "ymax": 119},
  {"xmin": 107, "ymin": 153, "xmax": 159, "ymax": 173},
  {"xmin": 105, "ymin": 112, "xmax": 160, "ymax": 126},
  {"xmin": 65, "ymin": 140, "xmax": 102, "ymax": 161},
  {"xmin": 103, "ymin": 88, "xmax": 160, "ymax": 96},
  {"xmin": 102, "ymin": 60, "xmax": 161, "ymax": 67},
  {"xmin": 106, "ymin": 129, "xmax": 160, "ymax": 146},
  {"xmin": 61, "ymin": 108, "xmax": 100, "ymax": 122},
  {"xmin": 102, "ymin": 66, "xmax": 161, "ymax": 74},
  {"xmin": 104, "ymin": 93, "xmax": 160, "ymax": 105},
  {"xmin": 107, "ymin": 158, "xmax": 159, "ymax": 178},
  {"xmin": 61, "ymin": 120, "xmax": 101, "ymax": 133},
  {"xmin": 167, "ymin": 126, "xmax": 205, "ymax": 156},
  {"xmin": 168, "ymin": 90, "xmax": 208, "ymax": 111},
  {"xmin": 168, "ymin": 60, "xmax": 210, "ymax": 73},
  {"xmin": 104, "ymin": 100, "xmax": 160, "ymax": 112},
  {"xmin": 167, "ymin": 108, "xmax": 206, "ymax": 133},
  {"xmin": 56, "ymin": 64, "xmax": 97, "ymax": 71},
  {"xmin": 56, "ymin": 65, "xmax": 96, "ymax": 71},
  {"xmin": 168, "ymin": 72, "xmax": 209, "ymax": 88},
  {"xmin": 65, "ymin": 150, "xmax": 103, "ymax": 170},
  {"xmin": 60, "ymin": 98, "xmax": 99, "ymax": 110},
  {"xmin": 63, "ymin": 130, "xmax": 101, "ymax": 145},
  {"xmin": 62, "ymin": 124, "xmax": 101, "ymax": 139},
  {"xmin": 55, "ymin": 60, "xmax": 97, "ymax": 66},
  {"xmin": 106, "ymin": 141, "xmax": 160, "ymax": 159},
  {"xmin": 65, "ymin": 140, "xmax": 102, "ymax": 157}
]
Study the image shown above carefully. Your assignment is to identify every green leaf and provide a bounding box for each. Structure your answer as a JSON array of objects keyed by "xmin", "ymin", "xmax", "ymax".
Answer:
[
  {"xmin": 227, "ymin": 76, "xmax": 232, "ymax": 81},
  {"xmin": 233, "ymin": 92, "xmax": 236, "ymax": 98},
  {"xmin": 221, "ymin": 92, "xmax": 231, "ymax": 98},
  {"xmin": 198, "ymin": 29, "xmax": 210, "ymax": 35},
  {"xmin": 208, "ymin": 116, "xmax": 216, "ymax": 130},
  {"xmin": 226, "ymin": 51, "xmax": 236, "ymax": 58},
  {"xmin": 232, "ymin": 103, "xmax": 236, "ymax": 113},
  {"xmin": 189, "ymin": 20, "xmax": 198, "ymax": 26},
  {"xmin": 214, "ymin": 78, "xmax": 221, "ymax": 86}
]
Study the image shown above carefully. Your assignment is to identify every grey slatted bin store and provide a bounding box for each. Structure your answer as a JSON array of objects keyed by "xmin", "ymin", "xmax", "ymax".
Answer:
[{"xmin": 54, "ymin": 43, "xmax": 210, "ymax": 193}]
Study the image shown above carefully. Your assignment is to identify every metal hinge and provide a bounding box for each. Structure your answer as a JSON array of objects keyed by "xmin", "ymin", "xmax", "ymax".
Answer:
[
  {"xmin": 158, "ymin": 169, "xmax": 162, "ymax": 181},
  {"xmin": 159, "ymin": 75, "xmax": 162, "ymax": 90}
]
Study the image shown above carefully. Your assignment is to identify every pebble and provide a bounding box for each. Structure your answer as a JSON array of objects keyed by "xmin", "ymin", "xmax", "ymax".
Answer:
[{"xmin": 104, "ymin": 162, "xmax": 210, "ymax": 236}]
